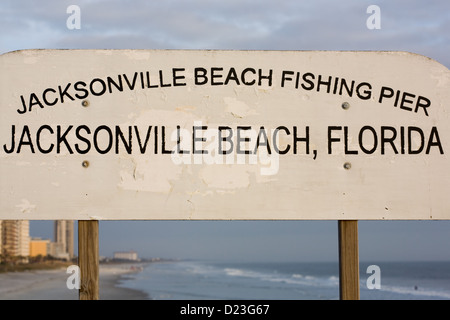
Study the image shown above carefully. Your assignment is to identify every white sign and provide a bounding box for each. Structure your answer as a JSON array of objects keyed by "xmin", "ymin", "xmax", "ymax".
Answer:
[{"xmin": 1, "ymin": 50, "xmax": 449, "ymax": 220}]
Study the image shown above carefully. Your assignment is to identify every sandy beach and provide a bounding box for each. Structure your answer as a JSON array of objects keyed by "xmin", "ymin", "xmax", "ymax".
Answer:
[{"xmin": 0, "ymin": 262, "xmax": 149, "ymax": 300}]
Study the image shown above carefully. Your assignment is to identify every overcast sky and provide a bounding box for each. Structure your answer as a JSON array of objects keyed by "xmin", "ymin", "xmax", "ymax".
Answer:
[{"xmin": 1, "ymin": 0, "xmax": 449, "ymax": 262}]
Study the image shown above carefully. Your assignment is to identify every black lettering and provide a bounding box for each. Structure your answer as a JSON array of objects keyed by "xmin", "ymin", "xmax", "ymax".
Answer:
[
  {"xmin": 394, "ymin": 90, "xmax": 401, "ymax": 107},
  {"xmin": 194, "ymin": 68, "xmax": 208, "ymax": 85},
  {"xmin": 145, "ymin": 71, "xmax": 156, "ymax": 88},
  {"xmin": 28, "ymin": 93, "xmax": 45, "ymax": 112},
  {"xmin": 332, "ymin": 77, "xmax": 339, "ymax": 94},
  {"xmin": 90, "ymin": 78, "xmax": 107, "ymax": 96},
  {"xmin": 400, "ymin": 92, "xmax": 415, "ymax": 112},
  {"xmin": 36, "ymin": 125, "xmax": 54, "ymax": 153},
  {"xmin": 211, "ymin": 67, "xmax": 223, "ymax": 86},
  {"xmin": 115, "ymin": 126, "xmax": 132, "ymax": 154},
  {"xmin": 176, "ymin": 126, "xmax": 189, "ymax": 154},
  {"xmin": 241, "ymin": 68, "xmax": 256, "ymax": 86},
  {"xmin": 18, "ymin": 96, "xmax": 27, "ymax": 114},
  {"xmin": 237, "ymin": 126, "xmax": 252, "ymax": 154},
  {"xmin": 254, "ymin": 127, "xmax": 271, "ymax": 154},
  {"xmin": 359, "ymin": 126, "xmax": 377, "ymax": 154},
  {"xmin": 295, "ymin": 72, "xmax": 301, "ymax": 89},
  {"xmin": 293, "ymin": 126, "xmax": 309, "ymax": 154},
  {"xmin": 17, "ymin": 125, "xmax": 35, "ymax": 153},
  {"xmin": 154, "ymin": 126, "xmax": 158, "ymax": 154},
  {"xmin": 400, "ymin": 127, "xmax": 405, "ymax": 154},
  {"xmin": 273, "ymin": 126, "xmax": 290, "ymax": 154},
  {"xmin": 161, "ymin": 126, "xmax": 173, "ymax": 154},
  {"xmin": 339, "ymin": 79, "xmax": 354, "ymax": 97},
  {"xmin": 381, "ymin": 126, "xmax": 398, "ymax": 154},
  {"xmin": 134, "ymin": 126, "xmax": 152, "ymax": 153},
  {"xmin": 218, "ymin": 126, "xmax": 233, "ymax": 155},
  {"xmin": 3, "ymin": 125, "xmax": 16, "ymax": 153},
  {"xmin": 57, "ymin": 126, "xmax": 74, "ymax": 154},
  {"xmin": 281, "ymin": 71, "xmax": 294, "ymax": 87},
  {"xmin": 123, "ymin": 72, "xmax": 138, "ymax": 90},
  {"xmin": 426, "ymin": 127, "xmax": 444, "ymax": 154},
  {"xmin": 356, "ymin": 82, "xmax": 372, "ymax": 100},
  {"xmin": 224, "ymin": 68, "xmax": 240, "ymax": 85},
  {"xmin": 258, "ymin": 69, "xmax": 273, "ymax": 86},
  {"xmin": 58, "ymin": 83, "xmax": 75, "ymax": 103},
  {"xmin": 345, "ymin": 126, "xmax": 358, "ymax": 154},
  {"xmin": 193, "ymin": 125, "xmax": 208, "ymax": 154},
  {"xmin": 378, "ymin": 86, "xmax": 394, "ymax": 103},
  {"xmin": 328, "ymin": 126, "xmax": 341, "ymax": 154},
  {"xmin": 317, "ymin": 75, "xmax": 332, "ymax": 93},
  {"xmin": 159, "ymin": 70, "xmax": 171, "ymax": 87},
  {"xmin": 415, "ymin": 96, "xmax": 430, "ymax": 116},
  {"xmin": 408, "ymin": 126, "xmax": 424, "ymax": 154},
  {"xmin": 75, "ymin": 125, "xmax": 91, "ymax": 154},
  {"xmin": 173, "ymin": 68, "xmax": 186, "ymax": 87},
  {"xmin": 140, "ymin": 72, "xmax": 145, "ymax": 89},
  {"xmin": 107, "ymin": 76, "xmax": 124, "ymax": 93},
  {"xmin": 42, "ymin": 88, "xmax": 58, "ymax": 106},
  {"xmin": 74, "ymin": 81, "xmax": 89, "ymax": 99},
  {"xmin": 94, "ymin": 125, "xmax": 113, "ymax": 154},
  {"xmin": 301, "ymin": 73, "xmax": 315, "ymax": 91}
]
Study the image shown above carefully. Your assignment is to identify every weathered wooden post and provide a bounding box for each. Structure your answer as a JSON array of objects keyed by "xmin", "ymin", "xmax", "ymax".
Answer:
[
  {"xmin": 338, "ymin": 220, "xmax": 360, "ymax": 300},
  {"xmin": 78, "ymin": 220, "xmax": 99, "ymax": 300}
]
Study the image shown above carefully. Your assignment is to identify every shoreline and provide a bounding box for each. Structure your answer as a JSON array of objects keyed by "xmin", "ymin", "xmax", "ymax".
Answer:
[
  {"xmin": 0, "ymin": 262, "xmax": 150, "ymax": 300},
  {"xmin": 100, "ymin": 262, "xmax": 150, "ymax": 300}
]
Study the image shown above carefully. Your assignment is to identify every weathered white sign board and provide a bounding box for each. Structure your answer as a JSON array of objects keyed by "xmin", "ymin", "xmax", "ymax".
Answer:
[{"xmin": 1, "ymin": 50, "xmax": 449, "ymax": 220}]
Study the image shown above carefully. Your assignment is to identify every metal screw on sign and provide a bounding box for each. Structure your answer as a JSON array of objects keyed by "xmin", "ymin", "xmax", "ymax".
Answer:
[
  {"xmin": 342, "ymin": 103, "xmax": 351, "ymax": 172},
  {"xmin": 82, "ymin": 100, "xmax": 89, "ymax": 107},
  {"xmin": 82, "ymin": 160, "xmax": 90, "ymax": 168},
  {"xmin": 342, "ymin": 102, "xmax": 350, "ymax": 110}
]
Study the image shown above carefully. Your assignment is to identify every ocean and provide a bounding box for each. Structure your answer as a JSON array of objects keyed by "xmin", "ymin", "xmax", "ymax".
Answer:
[{"xmin": 117, "ymin": 260, "xmax": 450, "ymax": 300}]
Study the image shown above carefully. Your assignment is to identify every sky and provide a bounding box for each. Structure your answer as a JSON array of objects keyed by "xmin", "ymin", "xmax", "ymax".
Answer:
[{"xmin": 1, "ymin": 0, "xmax": 450, "ymax": 263}]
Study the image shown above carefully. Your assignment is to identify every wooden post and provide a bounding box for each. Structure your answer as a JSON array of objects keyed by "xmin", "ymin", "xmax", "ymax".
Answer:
[
  {"xmin": 78, "ymin": 220, "xmax": 99, "ymax": 300},
  {"xmin": 338, "ymin": 220, "xmax": 360, "ymax": 300}
]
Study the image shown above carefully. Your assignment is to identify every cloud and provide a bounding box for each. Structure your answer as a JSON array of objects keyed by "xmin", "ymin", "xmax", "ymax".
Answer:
[{"xmin": 1, "ymin": 0, "xmax": 448, "ymax": 68}]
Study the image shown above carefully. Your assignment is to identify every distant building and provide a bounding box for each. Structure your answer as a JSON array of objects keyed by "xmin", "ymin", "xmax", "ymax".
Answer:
[
  {"xmin": 113, "ymin": 250, "xmax": 139, "ymax": 261},
  {"xmin": 54, "ymin": 220, "xmax": 74, "ymax": 260},
  {"xmin": 48, "ymin": 241, "xmax": 68, "ymax": 260},
  {"xmin": 29, "ymin": 238, "xmax": 50, "ymax": 257},
  {"xmin": 1, "ymin": 220, "xmax": 30, "ymax": 261}
]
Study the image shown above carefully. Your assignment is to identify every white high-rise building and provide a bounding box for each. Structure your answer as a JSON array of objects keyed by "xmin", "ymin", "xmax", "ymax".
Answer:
[
  {"xmin": 113, "ymin": 250, "xmax": 139, "ymax": 261},
  {"xmin": 17, "ymin": 221, "xmax": 30, "ymax": 257},
  {"xmin": 1, "ymin": 220, "xmax": 30, "ymax": 259},
  {"xmin": 54, "ymin": 220, "xmax": 74, "ymax": 260}
]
